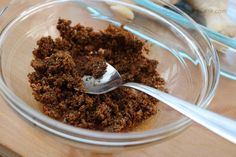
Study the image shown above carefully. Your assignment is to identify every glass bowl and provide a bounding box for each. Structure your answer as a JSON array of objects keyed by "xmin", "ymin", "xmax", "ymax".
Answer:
[{"xmin": 0, "ymin": 0, "xmax": 219, "ymax": 152}]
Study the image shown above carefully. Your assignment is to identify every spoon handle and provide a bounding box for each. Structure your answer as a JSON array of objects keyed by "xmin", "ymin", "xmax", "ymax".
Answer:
[{"xmin": 123, "ymin": 82, "xmax": 236, "ymax": 144}]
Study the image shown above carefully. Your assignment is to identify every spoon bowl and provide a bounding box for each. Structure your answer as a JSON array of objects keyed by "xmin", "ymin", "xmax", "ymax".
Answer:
[{"xmin": 82, "ymin": 63, "xmax": 122, "ymax": 94}]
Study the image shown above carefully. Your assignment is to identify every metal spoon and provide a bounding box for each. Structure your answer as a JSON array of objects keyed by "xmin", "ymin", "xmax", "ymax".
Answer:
[{"xmin": 82, "ymin": 63, "xmax": 236, "ymax": 144}]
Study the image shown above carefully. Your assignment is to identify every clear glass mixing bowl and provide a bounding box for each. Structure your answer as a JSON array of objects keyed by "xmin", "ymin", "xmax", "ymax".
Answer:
[{"xmin": 0, "ymin": 0, "xmax": 219, "ymax": 152}]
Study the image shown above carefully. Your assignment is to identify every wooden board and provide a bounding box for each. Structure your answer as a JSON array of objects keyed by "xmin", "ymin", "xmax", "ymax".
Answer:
[{"xmin": 0, "ymin": 0, "xmax": 236, "ymax": 157}]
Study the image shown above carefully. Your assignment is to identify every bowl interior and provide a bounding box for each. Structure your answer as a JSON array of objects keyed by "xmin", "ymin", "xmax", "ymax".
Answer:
[{"xmin": 0, "ymin": 0, "xmax": 208, "ymax": 132}]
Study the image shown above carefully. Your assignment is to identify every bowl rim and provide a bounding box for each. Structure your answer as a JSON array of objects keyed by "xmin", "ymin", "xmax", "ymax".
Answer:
[{"xmin": 0, "ymin": 0, "xmax": 220, "ymax": 146}]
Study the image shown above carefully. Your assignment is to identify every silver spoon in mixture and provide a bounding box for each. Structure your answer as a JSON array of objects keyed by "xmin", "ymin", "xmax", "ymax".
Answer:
[{"xmin": 82, "ymin": 63, "xmax": 236, "ymax": 144}]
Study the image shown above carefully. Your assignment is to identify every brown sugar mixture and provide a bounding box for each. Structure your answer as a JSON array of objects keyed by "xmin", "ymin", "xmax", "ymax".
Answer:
[{"xmin": 28, "ymin": 19, "xmax": 166, "ymax": 132}]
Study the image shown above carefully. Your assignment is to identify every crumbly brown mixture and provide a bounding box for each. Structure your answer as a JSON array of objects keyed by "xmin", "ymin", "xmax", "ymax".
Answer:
[{"xmin": 28, "ymin": 19, "xmax": 166, "ymax": 132}]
